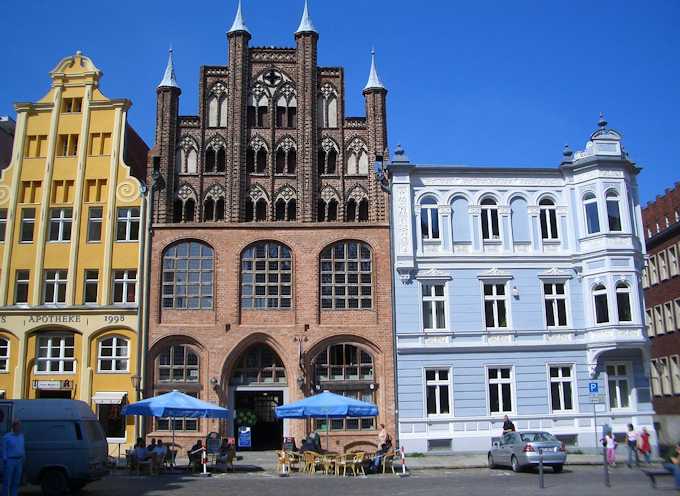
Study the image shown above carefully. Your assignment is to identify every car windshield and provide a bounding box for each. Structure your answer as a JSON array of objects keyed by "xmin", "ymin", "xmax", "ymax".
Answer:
[
  {"xmin": 520, "ymin": 432, "xmax": 558, "ymax": 443},
  {"xmin": 81, "ymin": 420, "xmax": 105, "ymax": 442}
]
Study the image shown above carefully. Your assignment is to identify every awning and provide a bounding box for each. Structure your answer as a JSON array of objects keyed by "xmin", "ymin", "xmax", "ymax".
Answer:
[{"xmin": 92, "ymin": 392, "xmax": 127, "ymax": 405}]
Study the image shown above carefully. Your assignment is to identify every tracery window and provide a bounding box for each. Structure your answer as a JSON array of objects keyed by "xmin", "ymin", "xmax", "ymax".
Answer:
[
  {"xmin": 176, "ymin": 137, "xmax": 198, "ymax": 174},
  {"xmin": 275, "ymin": 85, "xmax": 297, "ymax": 128},
  {"xmin": 246, "ymin": 137, "xmax": 268, "ymax": 174},
  {"xmin": 346, "ymin": 138, "xmax": 369, "ymax": 175},
  {"xmin": 247, "ymin": 84, "xmax": 269, "ymax": 128},
  {"xmin": 275, "ymin": 138, "xmax": 297, "ymax": 175},
  {"xmin": 318, "ymin": 84, "xmax": 338, "ymax": 128},
  {"xmin": 318, "ymin": 138, "xmax": 338, "ymax": 175},
  {"xmin": 207, "ymin": 83, "xmax": 228, "ymax": 128}
]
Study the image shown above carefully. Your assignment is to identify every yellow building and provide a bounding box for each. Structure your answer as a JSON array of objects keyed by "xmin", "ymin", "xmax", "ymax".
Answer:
[{"xmin": 0, "ymin": 52, "xmax": 148, "ymax": 451}]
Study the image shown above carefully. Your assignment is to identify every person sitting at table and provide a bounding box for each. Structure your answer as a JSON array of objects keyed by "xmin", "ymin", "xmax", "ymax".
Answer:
[
  {"xmin": 217, "ymin": 438, "xmax": 236, "ymax": 471},
  {"xmin": 130, "ymin": 437, "xmax": 153, "ymax": 471},
  {"xmin": 189, "ymin": 440, "xmax": 204, "ymax": 471},
  {"xmin": 310, "ymin": 431, "xmax": 321, "ymax": 452},
  {"xmin": 152, "ymin": 440, "xmax": 168, "ymax": 469},
  {"xmin": 147, "ymin": 438, "xmax": 157, "ymax": 450},
  {"xmin": 300, "ymin": 435, "xmax": 316, "ymax": 452},
  {"xmin": 369, "ymin": 439, "xmax": 393, "ymax": 474}
]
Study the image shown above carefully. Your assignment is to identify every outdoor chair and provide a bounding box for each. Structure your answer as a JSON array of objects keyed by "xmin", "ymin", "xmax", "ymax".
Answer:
[
  {"xmin": 287, "ymin": 451, "xmax": 301, "ymax": 472},
  {"xmin": 349, "ymin": 452, "xmax": 366, "ymax": 476},
  {"xmin": 381, "ymin": 449, "xmax": 396, "ymax": 474},
  {"xmin": 303, "ymin": 451, "xmax": 322, "ymax": 474},
  {"xmin": 335, "ymin": 454, "xmax": 352, "ymax": 476}
]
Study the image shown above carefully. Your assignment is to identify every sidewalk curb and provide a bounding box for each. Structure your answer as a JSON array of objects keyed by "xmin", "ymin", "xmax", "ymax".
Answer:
[{"xmin": 407, "ymin": 461, "xmax": 662, "ymax": 471}]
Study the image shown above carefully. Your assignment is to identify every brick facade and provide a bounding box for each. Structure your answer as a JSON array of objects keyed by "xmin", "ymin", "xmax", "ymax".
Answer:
[{"xmin": 145, "ymin": 8, "xmax": 393, "ymax": 452}]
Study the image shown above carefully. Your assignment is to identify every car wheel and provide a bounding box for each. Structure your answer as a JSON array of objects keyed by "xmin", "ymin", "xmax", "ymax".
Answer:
[
  {"xmin": 40, "ymin": 469, "xmax": 69, "ymax": 496},
  {"xmin": 553, "ymin": 464, "xmax": 563, "ymax": 473},
  {"xmin": 488, "ymin": 453, "xmax": 496, "ymax": 469},
  {"xmin": 511, "ymin": 455, "xmax": 521, "ymax": 473}
]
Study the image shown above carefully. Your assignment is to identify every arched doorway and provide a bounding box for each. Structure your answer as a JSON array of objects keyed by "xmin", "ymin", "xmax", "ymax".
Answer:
[{"xmin": 228, "ymin": 343, "xmax": 287, "ymax": 450}]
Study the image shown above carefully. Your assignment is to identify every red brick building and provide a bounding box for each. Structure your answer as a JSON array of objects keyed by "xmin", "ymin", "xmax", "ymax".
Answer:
[
  {"xmin": 145, "ymin": 1, "xmax": 394, "ymax": 451},
  {"xmin": 642, "ymin": 182, "xmax": 680, "ymax": 448}
]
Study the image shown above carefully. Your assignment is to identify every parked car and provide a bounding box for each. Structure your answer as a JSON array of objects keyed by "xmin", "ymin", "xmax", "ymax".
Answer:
[
  {"xmin": 0, "ymin": 399, "xmax": 109, "ymax": 495},
  {"xmin": 488, "ymin": 431, "xmax": 567, "ymax": 473}
]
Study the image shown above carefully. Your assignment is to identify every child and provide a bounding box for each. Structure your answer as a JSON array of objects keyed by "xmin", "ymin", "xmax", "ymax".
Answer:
[
  {"xmin": 638, "ymin": 427, "xmax": 652, "ymax": 464},
  {"xmin": 605, "ymin": 433, "xmax": 617, "ymax": 466}
]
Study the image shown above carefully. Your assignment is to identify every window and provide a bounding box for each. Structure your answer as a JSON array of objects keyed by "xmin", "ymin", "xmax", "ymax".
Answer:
[
  {"xmin": 88, "ymin": 132, "xmax": 112, "ymax": 156},
  {"xmin": 48, "ymin": 208, "xmax": 72, "ymax": 242},
  {"xmin": 583, "ymin": 193, "xmax": 600, "ymax": 234},
  {"xmin": 231, "ymin": 344, "xmax": 286, "ymax": 385},
  {"xmin": 84, "ymin": 270, "xmax": 99, "ymax": 305},
  {"xmin": 422, "ymin": 283, "xmax": 446, "ymax": 331},
  {"xmin": 645, "ymin": 308, "xmax": 654, "ymax": 337},
  {"xmin": 313, "ymin": 344, "xmax": 374, "ymax": 382},
  {"xmin": 669, "ymin": 246, "xmax": 679, "ymax": 277},
  {"xmin": 488, "ymin": 367, "xmax": 513, "ymax": 414},
  {"xmin": 606, "ymin": 363, "xmax": 630, "ymax": 409},
  {"xmin": 320, "ymin": 241, "xmax": 373, "ymax": 309},
  {"xmin": 659, "ymin": 357, "xmax": 673, "ymax": 395},
  {"xmin": 274, "ymin": 143, "xmax": 297, "ymax": 174},
  {"xmin": 157, "ymin": 345, "xmax": 199, "ymax": 383},
  {"xmin": 0, "ymin": 209, "xmax": 6, "ymax": 242},
  {"xmin": 655, "ymin": 305, "xmax": 666, "ymax": 334},
  {"xmin": 346, "ymin": 140, "xmax": 369, "ymax": 175},
  {"xmin": 36, "ymin": 335, "xmax": 75, "ymax": 373},
  {"xmin": 240, "ymin": 242, "xmax": 292, "ymax": 309},
  {"xmin": 207, "ymin": 91, "xmax": 228, "ymax": 128},
  {"xmin": 246, "ymin": 142, "xmax": 268, "ymax": 174},
  {"xmin": 650, "ymin": 256, "xmax": 659, "ymax": 285},
  {"xmin": 615, "ymin": 282, "xmax": 632, "ymax": 323},
  {"xmin": 539, "ymin": 198, "xmax": 559, "ymax": 240},
  {"xmin": 97, "ymin": 404, "xmax": 125, "ymax": 439},
  {"xmin": 57, "ymin": 134, "xmax": 79, "ymax": 157},
  {"xmin": 162, "ymin": 241, "xmax": 213, "ymax": 310},
  {"xmin": 156, "ymin": 391, "xmax": 199, "ymax": 432},
  {"xmin": 665, "ymin": 302, "xmax": 676, "ymax": 332},
  {"xmin": 543, "ymin": 283, "xmax": 568, "ymax": 328},
  {"xmin": 420, "ymin": 197, "xmax": 440, "ymax": 241},
  {"xmin": 85, "ymin": 179, "xmax": 107, "ymax": 203},
  {"xmin": 671, "ymin": 356, "xmax": 680, "ymax": 394},
  {"xmin": 275, "ymin": 92, "xmax": 297, "ymax": 128},
  {"xmin": 606, "ymin": 191, "xmax": 622, "ymax": 232},
  {"xmin": 660, "ymin": 251, "xmax": 669, "ymax": 281},
  {"xmin": 18, "ymin": 208, "xmax": 36, "ymax": 243},
  {"xmin": 14, "ymin": 270, "xmax": 29, "ymax": 305},
  {"xmin": 650, "ymin": 359, "xmax": 661, "ymax": 396},
  {"xmin": 204, "ymin": 145, "xmax": 226, "ymax": 173},
  {"xmin": 318, "ymin": 91, "xmax": 338, "ymax": 128},
  {"xmin": 43, "ymin": 270, "xmax": 67, "ymax": 305},
  {"xmin": 314, "ymin": 390, "xmax": 375, "ymax": 431},
  {"xmin": 675, "ymin": 299, "xmax": 680, "ymax": 331},
  {"xmin": 98, "ymin": 336, "xmax": 129, "ymax": 372},
  {"xmin": 112, "ymin": 270, "xmax": 136, "ymax": 304},
  {"xmin": 549, "ymin": 366, "xmax": 575, "ymax": 412},
  {"xmin": 484, "ymin": 283, "xmax": 508, "ymax": 328},
  {"xmin": 642, "ymin": 267, "xmax": 650, "ymax": 288},
  {"xmin": 593, "ymin": 284, "xmax": 609, "ymax": 324},
  {"xmin": 24, "ymin": 135, "xmax": 48, "ymax": 158},
  {"xmin": 247, "ymin": 91, "xmax": 269, "ymax": 128},
  {"xmin": 62, "ymin": 97, "xmax": 83, "ymax": 113},
  {"xmin": 318, "ymin": 140, "xmax": 338, "ymax": 175},
  {"xmin": 116, "ymin": 207, "xmax": 140, "ymax": 241},
  {"xmin": 0, "ymin": 338, "xmax": 9, "ymax": 372},
  {"xmin": 426, "ymin": 369, "xmax": 451, "ymax": 416},
  {"xmin": 480, "ymin": 198, "xmax": 500, "ymax": 240},
  {"xmin": 176, "ymin": 141, "xmax": 198, "ymax": 174},
  {"xmin": 87, "ymin": 206, "xmax": 103, "ymax": 242}
]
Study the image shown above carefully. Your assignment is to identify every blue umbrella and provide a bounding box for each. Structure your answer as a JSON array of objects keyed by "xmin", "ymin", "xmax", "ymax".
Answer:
[{"xmin": 275, "ymin": 391, "xmax": 378, "ymax": 450}]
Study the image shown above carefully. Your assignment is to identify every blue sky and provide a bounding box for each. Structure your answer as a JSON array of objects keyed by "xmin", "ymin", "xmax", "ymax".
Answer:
[{"xmin": 1, "ymin": 0, "xmax": 678, "ymax": 204}]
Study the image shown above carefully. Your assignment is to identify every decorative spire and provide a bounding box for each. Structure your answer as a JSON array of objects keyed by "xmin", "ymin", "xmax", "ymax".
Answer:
[
  {"xmin": 158, "ymin": 47, "xmax": 179, "ymax": 89},
  {"xmin": 598, "ymin": 112, "xmax": 608, "ymax": 129},
  {"xmin": 228, "ymin": 0, "xmax": 250, "ymax": 35},
  {"xmin": 364, "ymin": 48, "xmax": 385, "ymax": 91},
  {"xmin": 296, "ymin": 0, "xmax": 317, "ymax": 34}
]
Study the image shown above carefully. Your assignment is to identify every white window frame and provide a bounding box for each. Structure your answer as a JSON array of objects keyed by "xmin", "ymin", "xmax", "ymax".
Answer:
[
  {"xmin": 650, "ymin": 359, "xmax": 661, "ymax": 397},
  {"xmin": 486, "ymin": 365, "xmax": 515, "ymax": 416},
  {"xmin": 43, "ymin": 270, "xmax": 67, "ymax": 305},
  {"xmin": 659, "ymin": 250, "xmax": 669, "ymax": 281},
  {"xmin": 0, "ymin": 338, "xmax": 9, "ymax": 373},
  {"xmin": 665, "ymin": 302, "xmax": 676, "ymax": 332},
  {"xmin": 14, "ymin": 270, "xmax": 30, "ymax": 305},
  {"xmin": 605, "ymin": 191, "xmax": 623, "ymax": 232},
  {"xmin": 649, "ymin": 255, "xmax": 659, "ymax": 285},
  {"xmin": 48, "ymin": 207, "xmax": 72, "ymax": 242},
  {"xmin": 20, "ymin": 207, "xmax": 35, "ymax": 243},
  {"xmin": 583, "ymin": 193, "xmax": 601, "ymax": 235},
  {"xmin": 605, "ymin": 361, "xmax": 633, "ymax": 411},
  {"xmin": 615, "ymin": 282, "xmax": 633, "ymax": 323},
  {"xmin": 421, "ymin": 282, "xmax": 447, "ymax": 332},
  {"xmin": 97, "ymin": 335, "xmax": 130, "ymax": 373},
  {"xmin": 542, "ymin": 282, "xmax": 569, "ymax": 328},
  {"xmin": 112, "ymin": 269, "xmax": 137, "ymax": 305},
  {"xmin": 654, "ymin": 305, "xmax": 665, "ymax": 335},
  {"xmin": 645, "ymin": 308, "xmax": 655, "ymax": 337},
  {"xmin": 420, "ymin": 198, "xmax": 441, "ymax": 242},
  {"xmin": 483, "ymin": 282, "xmax": 510, "ymax": 330},
  {"xmin": 669, "ymin": 245, "xmax": 679, "ymax": 277},
  {"xmin": 84, "ymin": 269, "xmax": 99, "ymax": 305},
  {"xmin": 480, "ymin": 199, "xmax": 501, "ymax": 241},
  {"xmin": 592, "ymin": 284, "xmax": 610, "ymax": 325},
  {"xmin": 659, "ymin": 357, "xmax": 673, "ymax": 395},
  {"xmin": 424, "ymin": 367, "xmax": 453, "ymax": 417},
  {"xmin": 670, "ymin": 355, "xmax": 680, "ymax": 394},
  {"xmin": 539, "ymin": 199, "xmax": 559, "ymax": 240},
  {"xmin": 547, "ymin": 364, "xmax": 577, "ymax": 414},
  {"xmin": 35, "ymin": 334, "xmax": 76, "ymax": 374},
  {"xmin": 116, "ymin": 207, "xmax": 140, "ymax": 242},
  {"xmin": 87, "ymin": 206, "xmax": 103, "ymax": 243}
]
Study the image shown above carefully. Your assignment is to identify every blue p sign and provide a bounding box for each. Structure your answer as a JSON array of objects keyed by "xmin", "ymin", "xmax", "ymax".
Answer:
[{"xmin": 589, "ymin": 382, "xmax": 599, "ymax": 394}]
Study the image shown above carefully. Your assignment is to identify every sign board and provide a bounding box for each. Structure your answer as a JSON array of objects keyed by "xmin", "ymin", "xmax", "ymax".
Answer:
[
  {"xmin": 238, "ymin": 426, "xmax": 252, "ymax": 449},
  {"xmin": 588, "ymin": 382, "xmax": 599, "ymax": 394},
  {"xmin": 589, "ymin": 394, "xmax": 606, "ymax": 404},
  {"xmin": 32, "ymin": 380, "xmax": 73, "ymax": 390}
]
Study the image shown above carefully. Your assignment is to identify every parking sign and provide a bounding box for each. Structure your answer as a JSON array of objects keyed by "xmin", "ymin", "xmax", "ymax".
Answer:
[{"xmin": 588, "ymin": 382, "xmax": 599, "ymax": 394}]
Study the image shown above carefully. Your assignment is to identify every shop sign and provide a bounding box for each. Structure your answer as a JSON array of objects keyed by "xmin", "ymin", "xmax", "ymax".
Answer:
[{"xmin": 32, "ymin": 380, "xmax": 73, "ymax": 390}]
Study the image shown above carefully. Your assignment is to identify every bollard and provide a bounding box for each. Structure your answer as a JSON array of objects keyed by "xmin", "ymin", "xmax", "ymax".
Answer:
[
  {"xmin": 538, "ymin": 448, "xmax": 544, "ymax": 489},
  {"xmin": 398, "ymin": 446, "xmax": 410, "ymax": 478},
  {"xmin": 602, "ymin": 444, "xmax": 610, "ymax": 487},
  {"xmin": 199, "ymin": 448, "xmax": 211, "ymax": 477}
]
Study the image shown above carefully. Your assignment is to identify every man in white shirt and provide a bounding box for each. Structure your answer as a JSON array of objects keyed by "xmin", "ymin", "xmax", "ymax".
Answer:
[{"xmin": 2, "ymin": 420, "xmax": 25, "ymax": 496}]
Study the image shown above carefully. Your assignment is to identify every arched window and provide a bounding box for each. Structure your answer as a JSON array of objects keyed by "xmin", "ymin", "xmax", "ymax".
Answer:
[
  {"xmin": 255, "ymin": 198, "xmax": 268, "ymax": 221},
  {"xmin": 98, "ymin": 336, "xmax": 129, "ymax": 372},
  {"xmin": 317, "ymin": 200, "xmax": 326, "ymax": 222},
  {"xmin": 420, "ymin": 197, "xmax": 440, "ymax": 240},
  {"xmin": 327, "ymin": 199, "xmax": 338, "ymax": 221},
  {"xmin": 247, "ymin": 138, "xmax": 268, "ymax": 174},
  {"xmin": 203, "ymin": 186, "xmax": 225, "ymax": 222},
  {"xmin": 241, "ymin": 242, "xmax": 292, "ymax": 309},
  {"xmin": 345, "ymin": 199, "xmax": 357, "ymax": 222},
  {"xmin": 606, "ymin": 191, "xmax": 622, "ymax": 232},
  {"xmin": 183, "ymin": 199, "xmax": 195, "ymax": 222},
  {"xmin": 616, "ymin": 282, "xmax": 632, "ymax": 322},
  {"xmin": 207, "ymin": 84, "xmax": 228, "ymax": 127},
  {"xmin": 358, "ymin": 198, "xmax": 369, "ymax": 222},
  {"xmin": 312, "ymin": 343, "xmax": 375, "ymax": 430},
  {"xmin": 0, "ymin": 337, "xmax": 10, "ymax": 372},
  {"xmin": 276, "ymin": 89, "xmax": 297, "ymax": 128},
  {"xmin": 320, "ymin": 241, "xmax": 372, "ymax": 309},
  {"xmin": 162, "ymin": 241, "xmax": 214, "ymax": 309},
  {"xmin": 593, "ymin": 284, "xmax": 609, "ymax": 324},
  {"xmin": 539, "ymin": 198, "xmax": 559, "ymax": 240},
  {"xmin": 215, "ymin": 198, "xmax": 225, "ymax": 221},
  {"xmin": 318, "ymin": 85, "xmax": 338, "ymax": 128},
  {"xmin": 480, "ymin": 198, "xmax": 500, "ymax": 240},
  {"xmin": 248, "ymin": 88, "xmax": 269, "ymax": 128},
  {"xmin": 275, "ymin": 199, "xmax": 286, "ymax": 221},
  {"xmin": 231, "ymin": 344, "xmax": 286, "ymax": 385},
  {"xmin": 157, "ymin": 344, "xmax": 199, "ymax": 383},
  {"xmin": 176, "ymin": 138, "xmax": 198, "ymax": 174},
  {"xmin": 205, "ymin": 148, "xmax": 216, "ymax": 173},
  {"xmin": 287, "ymin": 199, "xmax": 296, "ymax": 221},
  {"xmin": 319, "ymin": 139, "xmax": 339, "ymax": 175},
  {"xmin": 275, "ymin": 139, "xmax": 296, "ymax": 174},
  {"xmin": 346, "ymin": 139, "xmax": 369, "ymax": 175},
  {"xmin": 203, "ymin": 198, "xmax": 214, "ymax": 221},
  {"xmin": 584, "ymin": 193, "xmax": 600, "ymax": 234}
]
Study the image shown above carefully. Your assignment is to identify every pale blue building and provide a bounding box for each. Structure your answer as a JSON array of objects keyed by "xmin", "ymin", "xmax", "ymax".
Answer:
[{"xmin": 388, "ymin": 118, "xmax": 655, "ymax": 453}]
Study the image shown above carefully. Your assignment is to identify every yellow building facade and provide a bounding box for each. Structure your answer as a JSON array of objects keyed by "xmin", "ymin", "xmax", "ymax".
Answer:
[{"xmin": 0, "ymin": 52, "xmax": 148, "ymax": 451}]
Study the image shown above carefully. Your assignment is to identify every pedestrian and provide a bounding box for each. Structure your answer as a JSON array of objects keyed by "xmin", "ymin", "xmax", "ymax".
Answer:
[
  {"xmin": 377, "ymin": 424, "xmax": 390, "ymax": 447},
  {"xmin": 625, "ymin": 424, "xmax": 639, "ymax": 468},
  {"xmin": 2, "ymin": 420, "xmax": 26, "ymax": 496},
  {"xmin": 604, "ymin": 432, "xmax": 616, "ymax": 466},
  {"xmin": 663, "ymin": 443, "xmax": 680, "ymax": 490},
  {"xmin": 638, "ymin": 427, "xmax": 652, "ymax": 464},
  {"xmin": 502, "ymin": 415, "xmax": 516, "ymax": 433}
]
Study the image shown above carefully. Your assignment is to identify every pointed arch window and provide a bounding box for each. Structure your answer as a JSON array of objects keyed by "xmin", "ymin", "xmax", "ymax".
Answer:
[
  {"xmin": 207, "ymin": 87, "xmax": 228, "ymax": 128},
  {"xmin": 174, "ymin": 186, "xmax": 197, "ymax": 223},
  {"xmin": 593, "ymin": 284, "xmax": 610, "ymax": 324},
  {"xmin": 318, "ymin": 189, "xmax": 339, "ymax": 222},
  {"xmin": 276, "ymin": 88, "xmax": 297, "ymax": 128},
  {"xmin": 318, "ymin": 85, "xmax": 338, "ymax": 128},
  {"xmin": 176, "ymin": 138, "xmax": 198, "ymax": 174},
  {"xmin": 420, "ymin": 197, "xmax": 440, "ymax": 240},
  {"xmin": 205, "ymin": 143, "xmax": 226, "ymax": 173},
  {"xmin": 606, "ymin": 191, "xmax": 622, "ymax": 232},
  {"xmin": 275, "ymin": 139, "xmax": 297, "ymax": 175},
  {"xmin": 241, "ymin": 241, "xmax": 292, "ymax": 309},
  {"xmin": 616, "ymin": 282, "xmax": 632, "ymax": 322},
  {"xmin": 320, "ymin": 240, "xmax": 373, "ymax": 309},
  {"xmin": 248, "ymin": 87, "xmax": 269, "ymax": 128},
  {"xmin": 539, "ymin": 198, "xmax": 559, "ymax": 240},
  {"xmin": 247, "ymin": 138, "xmax": 268, "ymax": 174},
  {"xmin": 319, "ymin": 139, "xmax": 338, "ymax": 175},
  {"xmin": 584, "ymin": 193, "xmax": 600, "ymax": 234},
  {"xmin": 480, "ymin": 198, "xmax": 500, "ymax": 240},
  {"xmin": 346, "ymin": 140, "xmax": 369, "ymax": 176},
  {"xmin": 255, "ymin": 198, "xmax": 268, "ymax": 221}
]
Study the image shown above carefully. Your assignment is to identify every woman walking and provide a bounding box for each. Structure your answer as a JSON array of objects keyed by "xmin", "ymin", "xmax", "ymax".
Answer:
[
  {"xmin": 605, "ymin": 432, "xmax": 617, "ymax": 467},
  {"xmin": 626, "ymin": 424, "xmax": 640, "ymax": 468},
  {"xmin": 638, "ymin": 427, "xmax": 652, "ymax": 464}
]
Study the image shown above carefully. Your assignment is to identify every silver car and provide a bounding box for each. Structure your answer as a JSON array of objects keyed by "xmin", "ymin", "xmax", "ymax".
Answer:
[{"xmin": 488, "ymin": 431, "xmax": 567, "ymax": 473}]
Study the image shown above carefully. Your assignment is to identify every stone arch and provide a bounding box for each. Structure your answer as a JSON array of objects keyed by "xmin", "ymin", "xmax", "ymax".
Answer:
[{"xmin": 220, "ymin": 333, "xmax": 292, "ymax": 387}]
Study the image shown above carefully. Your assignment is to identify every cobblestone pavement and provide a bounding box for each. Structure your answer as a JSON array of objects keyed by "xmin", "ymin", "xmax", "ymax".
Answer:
[{"xmin": 18, "ymin": 465, "xmax": 668, "ymax": 496}]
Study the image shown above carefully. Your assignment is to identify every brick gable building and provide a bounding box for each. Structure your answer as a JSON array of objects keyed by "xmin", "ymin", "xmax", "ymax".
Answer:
[{"xmin": 145, "ymin": 1, "xmax": 394, "ymax": 451}]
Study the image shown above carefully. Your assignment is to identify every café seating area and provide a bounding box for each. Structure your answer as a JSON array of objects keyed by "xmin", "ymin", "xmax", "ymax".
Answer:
[{"xmin": 276, "ymin": 449, "xmax": 397, "ymax": 476}]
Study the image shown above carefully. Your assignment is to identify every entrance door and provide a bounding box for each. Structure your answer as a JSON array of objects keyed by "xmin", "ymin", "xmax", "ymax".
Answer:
[
  {"xmin": 37, "ymin": 390, "xmax": 72, "ymax": 399},
  {"xmin": 234, "ymin": 390, "xmax": 283, "ymax": 450}
]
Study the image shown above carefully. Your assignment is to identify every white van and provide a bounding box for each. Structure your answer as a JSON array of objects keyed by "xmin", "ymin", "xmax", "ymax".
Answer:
[{"xmin": 0, "ymin": 399, "xmax": 108, "ymax": 495}]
